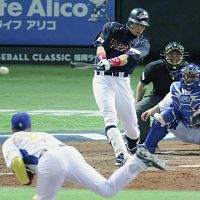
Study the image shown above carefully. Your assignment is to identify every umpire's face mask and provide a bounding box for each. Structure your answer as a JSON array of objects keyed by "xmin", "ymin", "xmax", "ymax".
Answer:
[{"xmin": 165, "ymin": 50, "xmax": 183, "ymax": 65}]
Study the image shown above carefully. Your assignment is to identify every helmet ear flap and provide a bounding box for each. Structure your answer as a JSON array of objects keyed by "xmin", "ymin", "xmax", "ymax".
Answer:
[{"xmin": 127, "ymin": 18, "xmax": 133, "ymax": 27}]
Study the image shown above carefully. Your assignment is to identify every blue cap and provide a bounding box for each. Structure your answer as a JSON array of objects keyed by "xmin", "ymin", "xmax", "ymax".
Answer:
[{"xmin": 11, "ymin": 112, "xmax": 31, "ymax": 131}]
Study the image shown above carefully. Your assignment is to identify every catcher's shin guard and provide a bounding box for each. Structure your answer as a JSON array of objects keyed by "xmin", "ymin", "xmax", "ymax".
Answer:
[{"xmin": 144, "ymin": 120, "xmax": 168, "ymax": 153}]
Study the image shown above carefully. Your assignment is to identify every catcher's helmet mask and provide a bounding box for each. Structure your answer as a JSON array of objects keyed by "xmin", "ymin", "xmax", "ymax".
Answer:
[
  {"xmin": 180, "ymin": 63, "xmax": 200, "ymax": 92},
  {"xmin": 127, "ymin": 8, "xmax": 150, "ymax": 27}
]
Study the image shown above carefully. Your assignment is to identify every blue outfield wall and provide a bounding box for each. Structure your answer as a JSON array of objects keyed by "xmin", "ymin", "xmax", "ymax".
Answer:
[
  {"xmin": 0, "ymin": 0, "xmax": 115, "ymax": 46},
  {"xmin": 0, "ymin": 0, "xmax": 199, "ymax": 64}
]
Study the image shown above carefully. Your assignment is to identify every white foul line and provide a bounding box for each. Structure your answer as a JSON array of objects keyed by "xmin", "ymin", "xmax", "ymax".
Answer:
[
  {"xmin": 178, "ymin": 164, "xmax": 200, "ymax": 168},
  {"xmin": 0, "ymin": 172, "xmax": 13, "ymax": 176}
]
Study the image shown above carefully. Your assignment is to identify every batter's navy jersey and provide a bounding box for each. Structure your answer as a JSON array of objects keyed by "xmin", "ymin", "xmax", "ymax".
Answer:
[
  {"xmin": 93, "ymin": 22, "xmax": 150, "ymax": 75},
  {"xmin": 140, "ymin": 59, "xmax": 189, "ymax": 98}
]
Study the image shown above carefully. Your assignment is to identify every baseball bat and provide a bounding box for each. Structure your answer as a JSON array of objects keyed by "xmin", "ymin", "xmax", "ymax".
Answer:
[
  {"xmin": 69, "ymin": 62, "xmax": 99, "ymax": 69},
  {"xmin": 105, "ymin": 14, "xmax": 111, "ymax": 21}
]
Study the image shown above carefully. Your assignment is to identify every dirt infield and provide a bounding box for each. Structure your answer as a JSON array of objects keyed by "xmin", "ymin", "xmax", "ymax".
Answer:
[{"xmin": 1, "ymin": 140, "xmax": 200, "ymax": 190}]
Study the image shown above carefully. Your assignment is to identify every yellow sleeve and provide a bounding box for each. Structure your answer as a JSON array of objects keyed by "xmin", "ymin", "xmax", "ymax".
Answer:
[
  {"xmin": 11, "ymin": 156, "xmax": 30, "ymax": 185},
  {"xmin": 32, "ymin": 194, "xmax": 38, "ymax": 200}
]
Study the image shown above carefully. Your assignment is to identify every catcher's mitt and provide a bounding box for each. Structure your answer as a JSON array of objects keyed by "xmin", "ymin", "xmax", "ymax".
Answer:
[
  {"xmin": 25, "ymin": 168, "xmax": 35, "ymax": 185},
  {"xmin": 191, "ymin": 110, "xmax": 200, "ymax": 128}
]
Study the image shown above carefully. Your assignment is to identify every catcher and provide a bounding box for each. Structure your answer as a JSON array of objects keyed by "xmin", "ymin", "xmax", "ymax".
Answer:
[
  {"xmin": 140, "ymin": 63, "xmax": 200, "ymax": 153},
  {"xmin": 2, "ymin": 112, "xmax": 166, "ymax": 200}
]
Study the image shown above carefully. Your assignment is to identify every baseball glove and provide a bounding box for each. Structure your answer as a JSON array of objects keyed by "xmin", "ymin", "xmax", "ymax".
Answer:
[
  {"xmin": 25, "ymin": 168, "xmax": 35, "ymax": 185},
  {"xmin": 191, "ymin": 110, "xmax": 200, "ymax": 128}
]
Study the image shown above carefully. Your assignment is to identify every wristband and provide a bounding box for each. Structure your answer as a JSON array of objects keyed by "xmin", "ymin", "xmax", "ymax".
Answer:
[
  {"xmin": 109, "ymin": 57, "xmax": 121, "ymax": 67},
  {"xmin": 97, "ymin": 52, "xmax": 107, "ymax": 60}
]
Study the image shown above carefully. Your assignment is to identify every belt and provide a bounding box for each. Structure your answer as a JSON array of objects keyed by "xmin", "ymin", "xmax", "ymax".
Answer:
[
  {"xmin": 95, "ymin": 71, "xmax": 130, "ymax": 77},
  {"xmin": 39, "ymin": 144, "xmax": 66, "ymax": 159}
]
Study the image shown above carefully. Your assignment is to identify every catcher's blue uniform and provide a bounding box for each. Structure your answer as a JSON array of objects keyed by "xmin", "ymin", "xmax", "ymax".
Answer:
[
  {"xmin": 171, "ymin": 82, "xmax": 200, "ymax": 128},
  {"xmin": 143, "ymin": 81, "xmax": 200, "ymax": 153},
  {"xmin": 93, "ymin": 22, "xmax": 150, "ymax": 75}
]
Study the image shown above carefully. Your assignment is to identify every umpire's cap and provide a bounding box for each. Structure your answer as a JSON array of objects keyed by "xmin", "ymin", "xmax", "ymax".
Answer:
[
  {"xmin": 11, "ymin": 112, "xmax": 31, "ymax": 131},
  {"xmin": 128, "ymin": 8, "xmax": 150, "ymax": 27}
]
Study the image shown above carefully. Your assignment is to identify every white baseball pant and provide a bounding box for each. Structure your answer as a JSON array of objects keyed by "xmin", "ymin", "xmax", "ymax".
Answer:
[
  {"xmin": 92, "ymin": 74, "xmax": 140, "ymax": 140},
  {"xmin": 170, "ymin": 121, "xmax": 200, "ymax": 144},
  {"xmin": 36, "ymin": 146, "xmax": 146, "ymax": 200}
]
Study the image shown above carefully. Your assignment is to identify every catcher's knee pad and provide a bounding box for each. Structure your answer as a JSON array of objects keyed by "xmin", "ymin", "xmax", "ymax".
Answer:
[{"xmin": 154, "ymin": 107, "xmax": 180, "ymax": 130}]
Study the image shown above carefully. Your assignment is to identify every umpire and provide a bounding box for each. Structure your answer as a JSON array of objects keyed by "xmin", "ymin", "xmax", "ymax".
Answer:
[{"xmin": 135, "ymin": 41, "xmax": 189, "ymax": 144}]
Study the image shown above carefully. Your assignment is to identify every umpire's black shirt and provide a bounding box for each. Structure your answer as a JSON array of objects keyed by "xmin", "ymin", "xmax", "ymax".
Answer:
[{"xmin": 140, "ymin": 59, "xmax": 189, "ymax": 98}]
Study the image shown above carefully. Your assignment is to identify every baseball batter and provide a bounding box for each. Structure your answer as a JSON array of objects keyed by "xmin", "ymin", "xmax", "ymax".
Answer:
[
  {"xmin": 141, "ymin": 64, "xmax": 200, "ymax": 153},
  {"xmin": 2, "ymin": 112, "xmax": 166, "ymax": 200},
  {"xmin": 92, "ymin": 8, "xmax": 150, "ymax": 165}
]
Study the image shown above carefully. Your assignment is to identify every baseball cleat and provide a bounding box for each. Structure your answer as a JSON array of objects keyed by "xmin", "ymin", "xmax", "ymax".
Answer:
[
  {"xmin": 137, "ymin": 143, "xmax": 158, "ymax": 154},
  {"xmin": 127, "ymin": 146, "xmax": 137, "ymax": 155},
  {"xmin": 136, "ymin": 147, "xmax": 166, "ymax": 170},
  {"xmin": 125, "ymin": 135, "xmax": 138, "ymax": 155},
  {"xmin": 115, "ymin": 153, "xmax": 132, "ymax": 166}
]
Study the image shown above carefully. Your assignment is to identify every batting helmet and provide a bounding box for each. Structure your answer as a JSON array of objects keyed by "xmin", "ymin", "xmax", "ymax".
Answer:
[
  {"xmin": 127, "ymin": 8, "xmax": 150, "ymax": 27},
  {"xmin": 180, "ymin": 63, "xmax": 200, "ymax": 92}
]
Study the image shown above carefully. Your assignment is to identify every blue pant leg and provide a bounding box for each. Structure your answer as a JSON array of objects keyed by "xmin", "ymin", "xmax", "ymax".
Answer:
[{"xmin": 144, "ymin": 120, "xmax": 168, "ymax": 153}]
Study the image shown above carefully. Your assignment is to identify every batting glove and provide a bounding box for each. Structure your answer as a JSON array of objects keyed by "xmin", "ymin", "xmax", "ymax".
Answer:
[{"xmin": 97, "ymin": 59, "xmax": 111, "ymax": 71}]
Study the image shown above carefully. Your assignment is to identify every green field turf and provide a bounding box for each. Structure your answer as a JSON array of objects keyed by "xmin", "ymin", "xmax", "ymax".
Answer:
[
  {"xmin": 1, "ymin": 187, "xmax": 200, "ymax": 200},
  {"xmin": 0, "ymin": 64, "xmax": 146, "ymax": 132}
]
